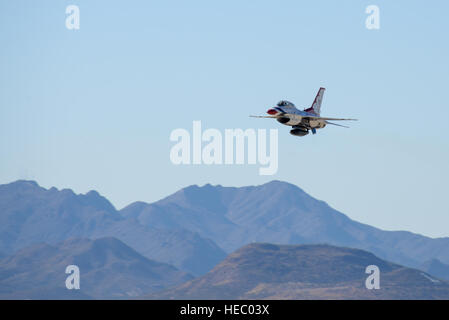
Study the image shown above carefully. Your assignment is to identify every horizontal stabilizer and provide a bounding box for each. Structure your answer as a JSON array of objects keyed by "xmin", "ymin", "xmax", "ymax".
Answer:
[{"xmin": 325, "ymin": 121, "xmax": 349, "ymax": 128}]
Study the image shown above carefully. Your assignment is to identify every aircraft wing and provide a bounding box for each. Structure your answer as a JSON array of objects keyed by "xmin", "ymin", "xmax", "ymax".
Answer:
[
  {"xmin": 325, "ymin": 121, "xmax": 350, "ymax": 128},
  {"xmin": 305, "ymin": 115, "xmax": 357, "ymax": 121},
  {"xmin": 249, "ymin": 115, "xmax": 277, "ymax": 118}
]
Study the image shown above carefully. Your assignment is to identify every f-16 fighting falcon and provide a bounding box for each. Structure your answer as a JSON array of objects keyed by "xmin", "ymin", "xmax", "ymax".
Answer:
[{"xmin": 251, "ymin": 87, "xmax": 357, "ymax": 136}]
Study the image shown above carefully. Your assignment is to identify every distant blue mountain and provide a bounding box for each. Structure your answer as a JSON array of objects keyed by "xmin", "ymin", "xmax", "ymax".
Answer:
[
  {"xmin": 2, "ymin": 179, "xmax": 449, "ymax": 281},
  {"xmin": 121, "ymin": 180, "xmax": 449, "ymax": 271},
  {"xmin": 0, "ymin": 180, "xmax": 226, "ymax": 276},
  {"xmin": 0, "ymin": 237, "xmax": 192, "ymax": 299}
]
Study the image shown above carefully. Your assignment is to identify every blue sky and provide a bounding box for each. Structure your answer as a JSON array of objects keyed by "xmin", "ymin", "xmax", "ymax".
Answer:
[{"xmin": 1, "ymin": 1, "xmax": 448, "ymax": 237}]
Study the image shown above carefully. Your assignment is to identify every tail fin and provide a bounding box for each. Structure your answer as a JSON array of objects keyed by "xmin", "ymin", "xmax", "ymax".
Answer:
[{"xmin": 304, "ymin": 87, "xmax": 325, "ymax": 115}]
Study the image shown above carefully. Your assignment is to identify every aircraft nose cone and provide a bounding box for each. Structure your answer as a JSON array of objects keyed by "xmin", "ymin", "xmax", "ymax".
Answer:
[{"xmin": 267, "ymin": 109, "xmax": 277, "ymax": 115}]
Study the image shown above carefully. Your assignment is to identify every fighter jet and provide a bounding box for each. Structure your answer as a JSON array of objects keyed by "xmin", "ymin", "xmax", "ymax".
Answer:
[{"xmin": 251, "ymin": 87, "xmax": 357, "ymax": 136}]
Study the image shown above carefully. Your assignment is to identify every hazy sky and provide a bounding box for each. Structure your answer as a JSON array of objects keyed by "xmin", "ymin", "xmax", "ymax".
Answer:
[{"xmin": 1, "ymin": 1, "xmax": 448, "ymax": 238}]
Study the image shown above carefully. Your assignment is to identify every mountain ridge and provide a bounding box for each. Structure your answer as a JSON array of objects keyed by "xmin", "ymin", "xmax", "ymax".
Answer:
[
  {"xmin": 119, "ymin": 180, "xmax": 449, "ymax": 270},
  {"xmin": 0, "ymin": 237, "xmax": 192, "ymax": 299},
  {"xmin": 146, "ymin": 243, "xmax": 449, "ymax": 300},
  {"xmin": 0, "ymin": 180, "xmax": 226, "ymax": 276},
  {"xmin": 2, "ymin": 179, "xmax": 449, "ymax": 280}
]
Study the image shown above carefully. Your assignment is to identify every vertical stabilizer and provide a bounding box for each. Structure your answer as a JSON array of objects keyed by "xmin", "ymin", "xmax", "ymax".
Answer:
[{"xmin": 304, "ymin": 87, "xmax": 325, "ymax": 115}]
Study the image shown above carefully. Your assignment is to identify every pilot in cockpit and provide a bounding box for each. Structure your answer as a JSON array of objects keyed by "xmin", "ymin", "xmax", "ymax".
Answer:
[{"xmin": 277, "ymin": 100, "xmax": 294, "ymax": 107}]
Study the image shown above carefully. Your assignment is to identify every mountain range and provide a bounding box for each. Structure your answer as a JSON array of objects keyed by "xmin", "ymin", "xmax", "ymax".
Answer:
[
  {"xmin": 147, "ymin": 243, "xmax": 449, "ymax": 299},
  {"xmin": 1, "ymin": 179, "xmax": 449, "ymax": 299},
  {"xmin": 120, "ymin": 180, "xmax": 449, "ymax": 270},
  {"xmin": 0, "ymin": 237, "xmax": 191, "ymax": 299},
  {"xmin": 0, "ymin": 180, "xmax": 225, "ymax": 276}
]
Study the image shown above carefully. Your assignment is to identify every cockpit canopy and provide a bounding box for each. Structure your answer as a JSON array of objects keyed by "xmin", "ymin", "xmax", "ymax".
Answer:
[{"xmin": 276, "ymin": 100, "xmax": 295, "ymax": 107}]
